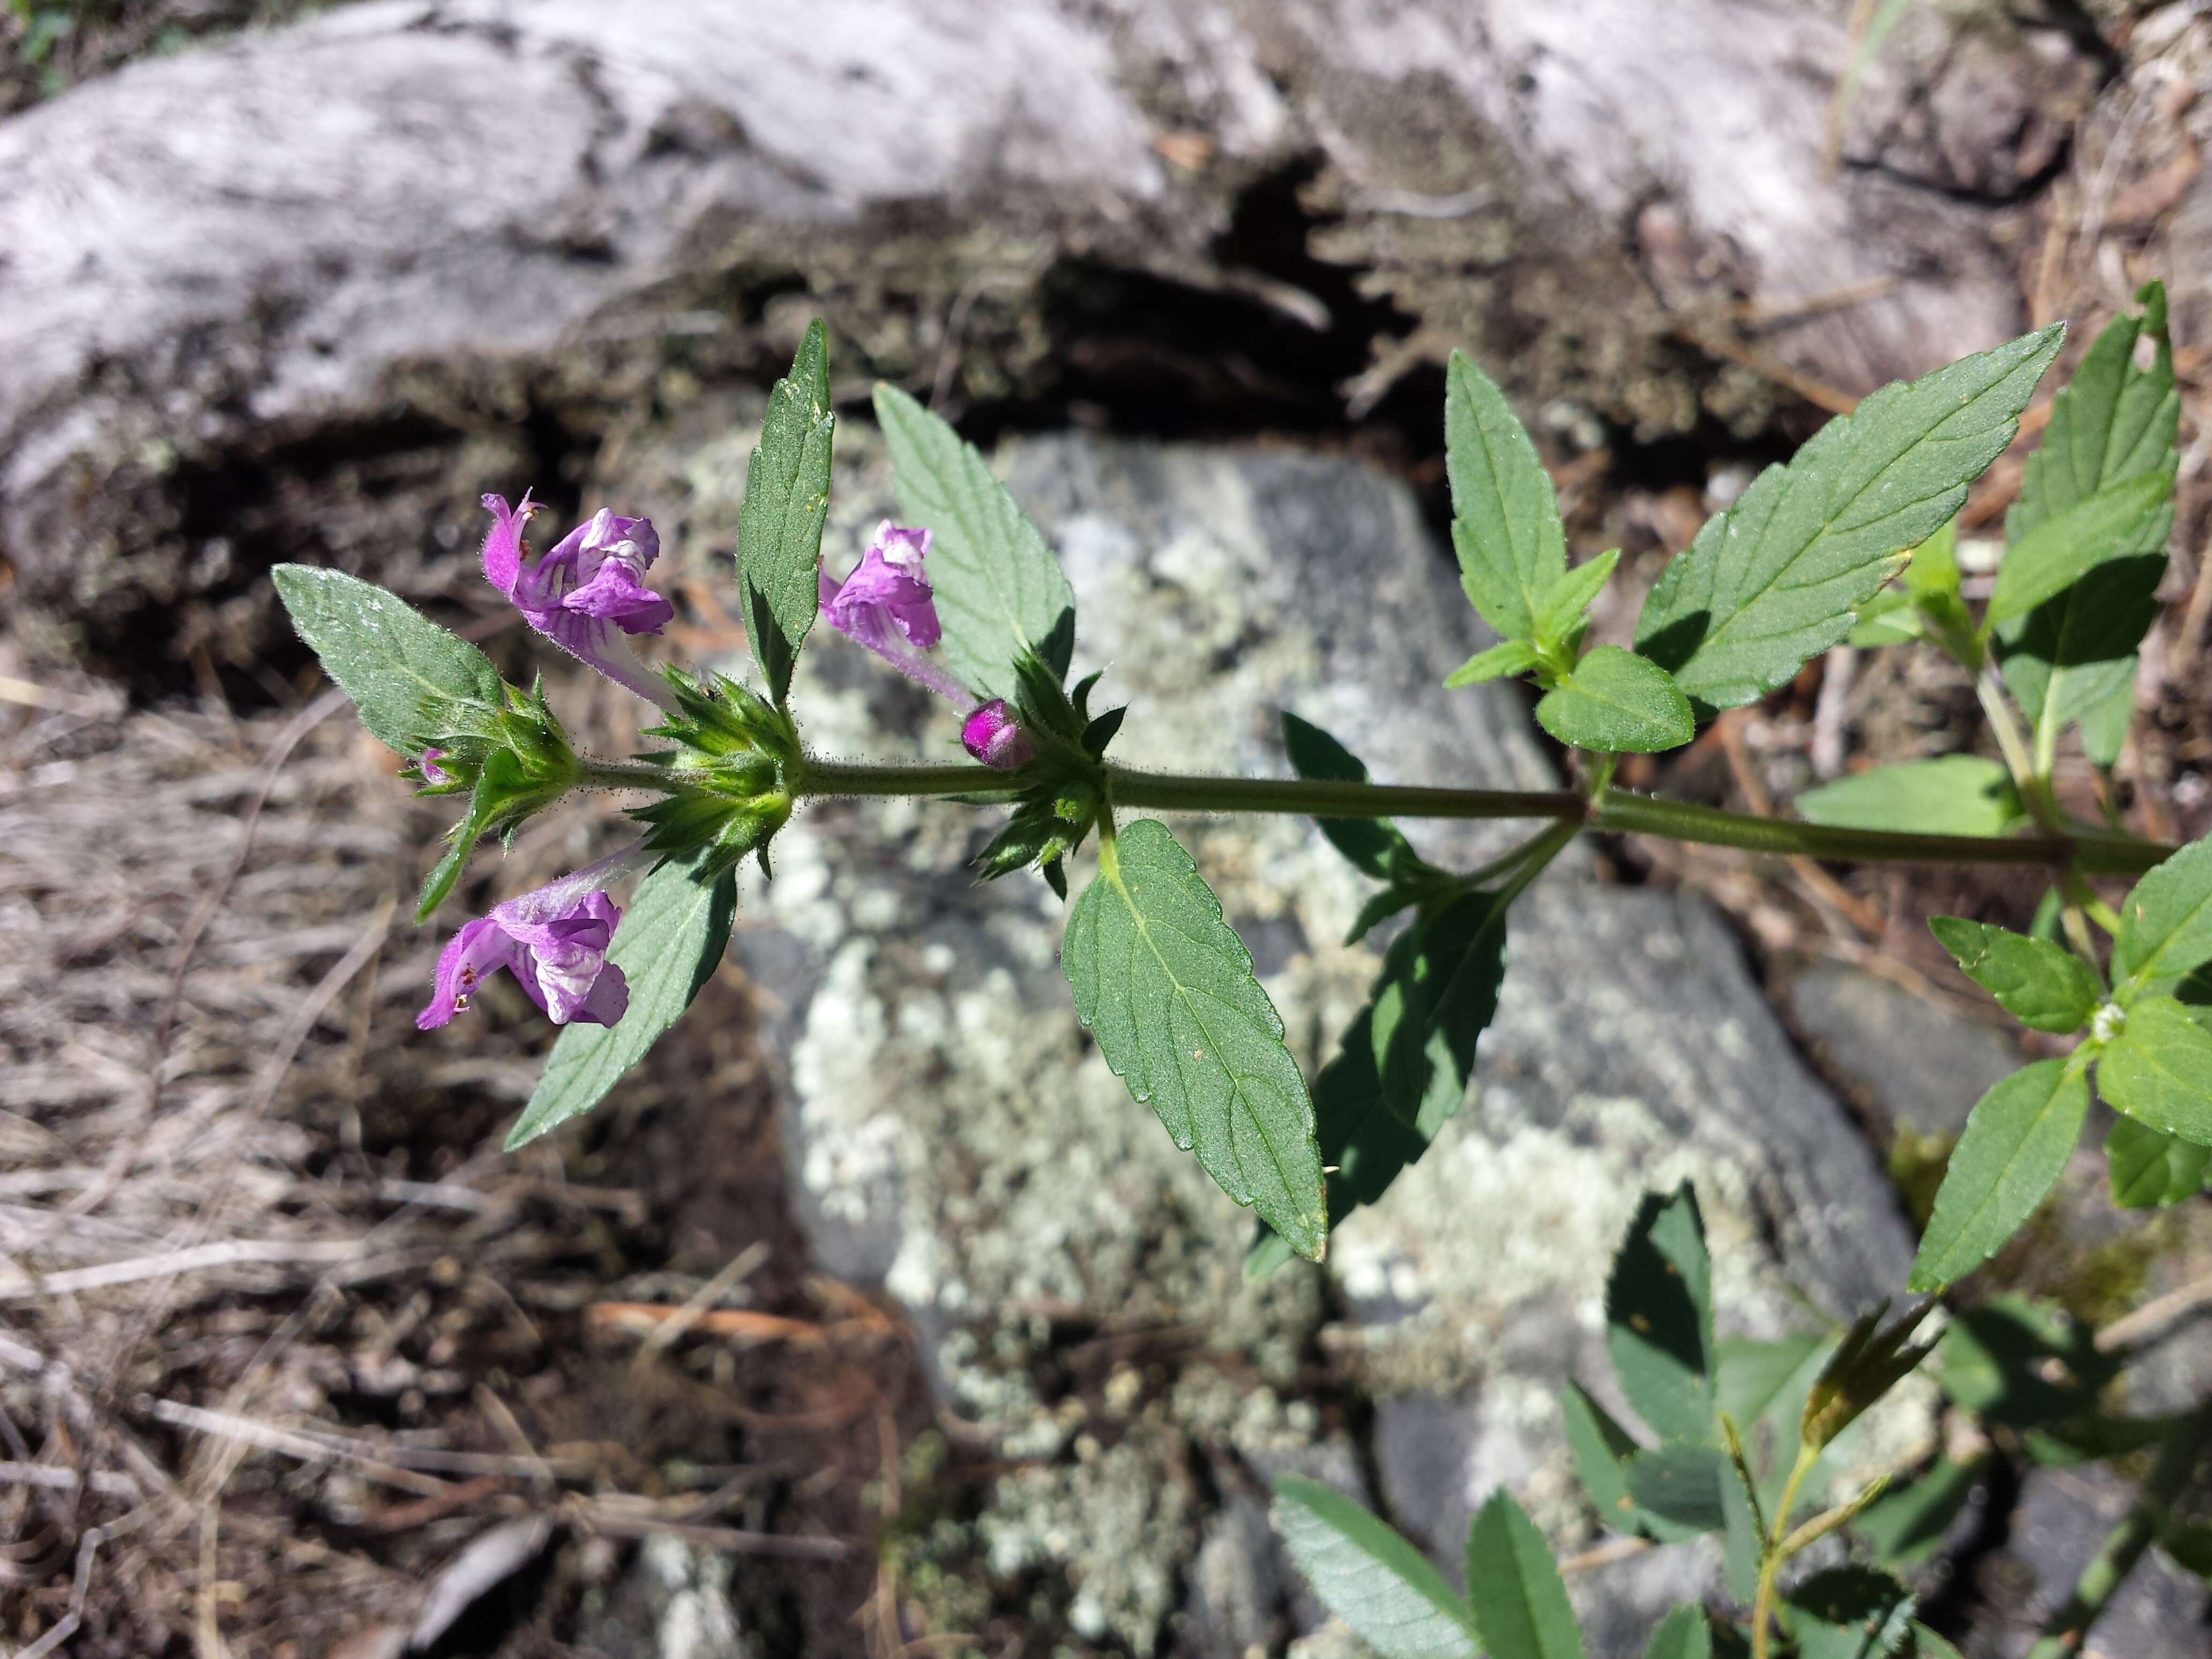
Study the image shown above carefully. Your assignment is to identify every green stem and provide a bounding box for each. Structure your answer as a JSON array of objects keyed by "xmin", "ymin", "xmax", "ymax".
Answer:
[
  {"xmin": 581, "ymin": 757, "xmax": 698, "ymax": 790},
  {"xmin": 2025, "ymin": 1398, "xmax": 2212, "ymax": 1659},
  {"xmin": 795, "ymin": 759, "xmax": 1014, "ymax": 799},
  {"xmin": 1752, "ymin": 1444, "xmax": 1822, "ymax": 1659}
]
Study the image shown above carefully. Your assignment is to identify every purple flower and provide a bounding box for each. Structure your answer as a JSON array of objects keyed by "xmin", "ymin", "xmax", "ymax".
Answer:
[
  {"xmin": 482, "ymin": 494, "xmax": 678, "ymax": 710},
  {"xmin": 416, "ymin": 846, "xmax": 643, "ymax": 1031},
  {"xmin": 819, "ymin": 521, "xmax": 975, "ymax": 705},
  {"xmin": 961, "ymin": 700, "xmax": 1035, "ymax": 770},
  {"xmin": 419, "ymin": 746, "xmax": 452, "ymax": 786}
]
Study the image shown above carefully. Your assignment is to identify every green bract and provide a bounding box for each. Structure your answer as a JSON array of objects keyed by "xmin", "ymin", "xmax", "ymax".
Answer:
[{"xmin": 737, "ymin": 318, "xmax": 835, "ymax": 704}]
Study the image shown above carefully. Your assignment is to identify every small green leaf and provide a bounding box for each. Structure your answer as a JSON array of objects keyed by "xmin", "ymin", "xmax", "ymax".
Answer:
[
  {"xmin": 1534, "ymin": 549, "xmax": 1621, "ymax": 646},
  {"xmin": 1463, "ymin": 1491, "xmax": 1588, "ymax": 1659},
  {"xmin": 1560, "ymin": 1381, "xmax": 1643, "ymax": 1529},
  {"xmin": 1272, "ymin": 1475, "xmax": 1479, "ymax": 1659},
  {"xmin": 2106, "ymin": 1114, "xmax": 2212, "ymax": 1207},
  {"xmin": 1802, "ymin": 1299, "xmax": 1939, "ymax": 1451},
  {"xmin": 1643, "ymin": 1605, "xmax": 1712, "ymax": 1659},
  {"xmin": 1797, "ymin": 756, "xmax": 2021, "ymax": 839},
  {"xmin": 1783, "ymin": 1567, "xmax": 1915, "ymax": 1659},
  {"xmin": 738, "ymin": 320, "xmax": 836, "ymax": 704},
  {"xmin": 874, "ymin": 382, "xmax": 1077, "ymax": 700},
  {"xmin": 2096, "ymin": 995, "xmax": 2212, "ymax": 1146},
  {"xmin": 1446, "ymin": 638, "xmax": 1543, "ymax": 687},
  {"xmin": 505, "ymin": 849, "xmax": 738, "ymax": 1148},
  {"xmin": 1605, "ymin": 1184, "xmax": 1716, "ymax": 1444},
  {"xmin": 1624, "ymin": 1445, "xmax": 1729, "ymax": 1536},
  {"xmin": 1986, "ymin": 470, "xmax": 2172, "ymax": 626},
  {"xmin": 2114, "ymin": 839, "xmax": 2212, "ymax": 1003},
  {"xmin": 1635, "ymin": 325, "xmax": 2062, "ymax": 713},
  {"xmin": 1065, "ymin": 819, "xmax": 1326, "ymax": 1258},
  {"xmin": 1927, "ymin": 916, "xmax": 2103, "ymax": 1033},
  {"xmin": 272, "ymin": 565, "xmax": 503, "ymax": 754},
  {"xmin": 1848, "ymin": 588, "xmax": 1923, "ymax": 647},
  {"xmin": 1282, "ymin": 711, "xmax": 1422, "ymax": 881},
  {"xmin": 1909, "ymin": 1061, "xmax": 2090, "ymax": 1290},
  {"xmin": 1371, "ymin": 891, "xmax": 1508, "ymax": 1128},
  {"xmin": 1997, "ymin": 283, "xmax": 2176, "ymax": 767},
  {"xmin": 1446, "ymin": 350, "xmax": 1568, "ymax": 644},
  {"xmin": 1852, "ymin": 1459, "xmax": 1978, "ymax": 1566},
  {"xmin": 1534, "ymin": 647, "xmax": 1695, "ymax": 754}
]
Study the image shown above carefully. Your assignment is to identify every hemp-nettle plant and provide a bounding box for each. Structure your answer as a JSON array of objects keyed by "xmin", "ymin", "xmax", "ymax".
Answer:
[{"xmin": 276, "ymin": 294, "xmax": 2212, "ymax": 1654}]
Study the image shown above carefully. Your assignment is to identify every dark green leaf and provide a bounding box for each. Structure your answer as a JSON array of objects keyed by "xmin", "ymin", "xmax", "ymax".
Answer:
[
  {"xmin": 1986, "ymin": 471, "xmax": 2172, "ymax": 625},
  {"xmin": 272, "ymin": 565, "xmax": 503, "ymax": 754},
  {"xmin": 1272, "ymin": 1475, "xmax": 1479, "ymax": 1659},
  {"xmin": 1561, "ymin": 1380, "xmax": 1644, "ymax": 1530},
  {"xmin": 1851, "ymin": 1459, "xmax": 1978, "ymax": 1566},
  {"xmin": 1643, "ymin": 1606, "xmax": 1712, "ymax": 1659},
  {"xmin": 874, "ymin": 382, "xmax": 1077, "ymax": 700},
  {"xmin": 1605, "ymin": 1184, "xmax": 1716, "ymax": 1444},
  {"xmin": 1065, "ymin": 819, "xmax": 1326, "ymax": 1258},
  {"xmin": 1635, "ymin": 326, "xmax": 2062, "ymax": 713},
  {"xmin": 1797, "ymin": 757, "xmax": 2022, "ymax": 839},
  {"xmin": 2097, "ymin": 994, "xmax": 2212, "ymax": 1146},
  {"xmin": 1908, "ymin": 1060, "xmax": 2090, "ymax": 1291},
  {"xmin": 1802, "ymin": 1298, "xmax": 1939, "ymax": 1451},
  {"xmin": 1534, "ymin": 647, "xmax": 1695, "ymax": 754},
  {"xmin": 2114, "ymin": 839, "xmax": 2212, "ymax": 1004},
  {"xmin": 1371, "ymin": 891, "xmax": 1508, "ymax": 1128},
  {"xmin": 1927, "ymin": 916, "xmax": 2103, "ymax": 1033},
  {"xmin": 1535, "ymin": 549, "xmax": 1622, "ymax": 644},
  {"xmin": 1783, "ymin": 1567, "xmax": 1915, "ymax": 1659},
  {"xmin": 1445, "ymin": 350, "xmax": 1567, "ymax": 644},
  {"xmin": 505, "ymin": 850, "xmax": 737, "ymax": 1147},
  {"xmin": 1997, "ymin": 284, "xmax": 2176, "ymax": 767},
  {"xmin": 738, "ymin": 320, "xmax": 835, "ymax": 704},
  {"xmin": 2159, "ymin": 1520, "xmax": 2212, "ymax": 1579},
  {"xmin": 1446, "ymin": 638, "xmax": 1543, "ymax": 688},
  {"xmin": 1463, "ymin": 1490, "xmax": 1587, "ymax": 1659},
  {"xmin": 2106, "ymin": 1114, "xmax": 2212, "ymax": 1207},
  {"xmin": 1282, "ymin": 710, "xmax": 1421, "ymax": 881},
  {"xmin": 1624, "ymin": 1445, "xmax": 1729, "ymax": 1536}
]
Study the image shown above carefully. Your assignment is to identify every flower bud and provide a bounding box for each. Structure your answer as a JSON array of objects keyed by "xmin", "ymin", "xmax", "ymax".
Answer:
[{"xmin": 962, "ymin": 699, "xmax": 1036, "ymax": 770}]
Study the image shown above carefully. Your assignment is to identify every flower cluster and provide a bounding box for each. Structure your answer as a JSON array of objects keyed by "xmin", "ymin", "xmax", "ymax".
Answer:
[{"xmin": 420, "ymin": 505, "xmax": 1027, "ymax": 1034}]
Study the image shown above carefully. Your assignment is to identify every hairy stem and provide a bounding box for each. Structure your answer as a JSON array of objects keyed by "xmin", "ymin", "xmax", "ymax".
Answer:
[
  {"xmin": 2024, "ymin": 1398, "xmax": 2212, "ymax": 1659},
  {"xmin": 768, "ymin": 759, "xmax": 2173, "ymax": 873}
]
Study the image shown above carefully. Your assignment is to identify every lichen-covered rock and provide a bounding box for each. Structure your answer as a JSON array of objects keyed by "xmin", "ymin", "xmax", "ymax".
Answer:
[{"xmin": 602, "ymin": 421, "xmax": 1924, "ymax": 1654}]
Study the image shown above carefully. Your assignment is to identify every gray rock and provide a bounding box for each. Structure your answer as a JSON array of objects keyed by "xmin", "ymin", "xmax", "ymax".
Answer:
[
  {"xmin": 1987, "ymin": 1464, "xmax": 2210, "ymax": 1659},
  {"xmin": 1784, "ymin": 962, "xmax": 2024, "ymax": 1138},
  {"xmin": 647, "ymin": 423, "xmax": 1924, "ymax": 1654}
]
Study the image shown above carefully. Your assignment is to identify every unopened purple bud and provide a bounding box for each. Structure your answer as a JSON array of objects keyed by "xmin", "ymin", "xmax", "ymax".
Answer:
[
  {"xmin": 480, "ymin": 494, "xmax": 678, "ymax": 711},
  {"xmin": 419, "ymin": 746, "xmax": 452, "ymax": 786},
  {"xmin": 416, "ymin": 846, "xmax": 642, "ymax": 1030},
  {"xmin": 819, "ymin": 520, "xmax": 975, "ymax": 705},
  {"xmin": 962, "ymin": 699, "xmax": 1036, "ymax": 769}
]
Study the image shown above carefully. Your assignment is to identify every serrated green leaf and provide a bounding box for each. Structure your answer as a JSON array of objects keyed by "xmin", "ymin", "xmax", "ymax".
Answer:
[
  {"xmin": 1446, "ymin": 638, "xmax": 1543, "ymax": 688},
  {"xmin": 2106, "ymin": 1114, "xmax": 2212, "ymax": 1207},
  {"xmin": 1464, "ymin": 1491, "xmax": 1587, "ymax": 1659},
  {"xmin": 1561, "ymin": 1381, "xmax": 1643, "ymax": 1530},
  {"xmin": 1643, "ymin": 1606, "xmax": 1712, "ymax": 1659},
  {"xmin": 874, "ymin": 383, "xmax": 1075, "ymax": 701},
  {"xmin": 1851, "ymin": 1458, "xmax": 1978, "ymax": 1566},
  {"xmin": 1635, "ymin": 325, "xmax": 2062, "ymax": 713},
  {"xmin": 1910, "ymin": 1060, "xmax": 2088, "ymax": 1290},
  {"xmin": 1446, "ymin": 350, "xmax": 1567, "ymax": 644},
  {"xmin": 1605, "ymin": 1184, "xmax": 1716, "ymax": 1444},
  {"xmin": 1535, "ymin": 549, "xmax": 1622, "ymax": 644},
  {"xmin": 1282, "ymin": 710, "xmax": 1421, "ymax": 881},
  {"xmin": 1624, "ymin": 1445, "xmax": 1729, "ymax": 1536},
  {"xmin": 738, "ymin": 320, "xmax": 835, "ymax": 704},
  {"xmin": 505, "ymin": 850, "xmax": 737, "ymax": 1148},
  {"xmin": 1797, "ymin": 756, "xmax": 2022, "ymax": 838},
  {"xmin": 1997, "ymin": 285, "xmax": 2176, "ymax": 766},
  {"xmin": 2116, "ymin": 840, "xmax": 2212, "ymax": 1004},
  {"xmin": 1926, "ymin": 916, "xmax": 2102, "ymax": 1033},
  {"xmin": 1066, "ymin": 819, "xmax": 1326, "ymax": 1258},
  {"xmin": 272, "ymin": 565, "xmax": 503, "ymax": 754},
  {"xmin": 1784, "ymin": 1567, "xmax": 1915, "ymax": 1659},
  {"xmin": 1534, "ymin": 647, "xmax": 1695, "ymax": 754},
  {"xmin": 2097, "ymin": 995, "xmax": 2212, "ymax": 1146},
  {"xmin": 1986, "ymin": 470, "xmax": 2172, "ymax": 626},
  {"xmin": 1272, "ymin": 1475, "xmax": 1479, "ymax": 1659},
  {"xmin": 1371, "ymin": 891, "xmax": 1508, "ymax": 1128}
]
